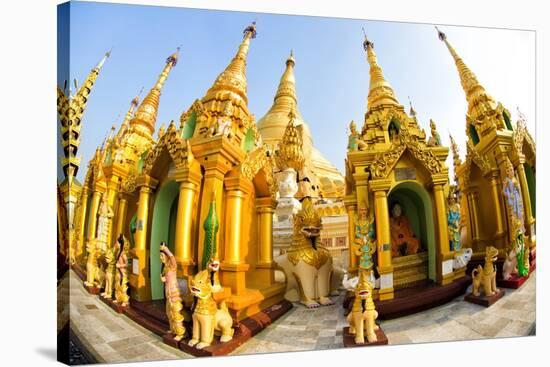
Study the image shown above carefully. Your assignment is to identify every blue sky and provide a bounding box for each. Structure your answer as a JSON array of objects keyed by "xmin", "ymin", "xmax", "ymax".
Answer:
[{"xmin": 58, "ymin": 1, "xmax": 535, "ymax": 184}]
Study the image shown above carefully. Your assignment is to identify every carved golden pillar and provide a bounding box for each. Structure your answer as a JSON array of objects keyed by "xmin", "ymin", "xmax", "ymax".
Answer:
[
  {"xmin": 466, "ymin": 190, "xmax": 480, "ymax": 247},
  {"xmin": 488, "ymin": 171, "xmax": 506, "ymax": 247},
  {"xmin": 114, "ymin": 194, "xmax": 128, "ymax": 240},
  {"xmin": 431, "ymin": 175, "xmax": 453, "ymax": 285},
  {"xmin": 256, "ymin": 196, "xmax": 277, "ymax": 285},
  {"xmin": 76, "ymin": 188, "xmax": 89, "ymax": 261},
  {"xmin": 87, "ymin": 190, "xmax": 103, "ymax": 241},
  {"xmin": 344, "ymin": 198, "xmax": 358, "ymax": 273},
  {"xmin": 132, "ymin": 175, "xmax": 158, "ymax": 301},
  {"xmin": 221, "ymin": 176, "xmax": 251, "ymax": 296},
  {"xmin": 370, "ymin": 179, "xmax": 393, "ymax": 301},
  {"xmin": 173, "ymin": 164, "xmax": 202, "ymax": 277}
]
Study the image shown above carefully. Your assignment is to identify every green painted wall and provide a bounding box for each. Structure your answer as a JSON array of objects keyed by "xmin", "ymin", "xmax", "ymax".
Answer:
[
  {"xmin": 149, "ymin": 180, "xmax": 179, "ymax": 300},
  {"xmin": 389, "ymin": 181, "xmax": 436, "ymax": 281},
  {"xmin": 524, "ymin": 164, "xmax": 536, "ymax": 218},
  {"xmin": 469, "ymin": 124, "xmax": 480, "ymax": 145}
]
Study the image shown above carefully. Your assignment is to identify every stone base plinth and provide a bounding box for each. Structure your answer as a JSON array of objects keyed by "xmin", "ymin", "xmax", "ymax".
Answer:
[
  {"xmin": 343, "ymin": 326, "xmax": 388, "ymax": 347},
  {"xmin": 464, "ymin": 289, "xmax": 505, "ymax": 307}
]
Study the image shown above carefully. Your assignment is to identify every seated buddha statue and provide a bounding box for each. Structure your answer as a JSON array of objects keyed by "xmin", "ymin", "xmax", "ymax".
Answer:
[{"xmin": 390, "ymin": 203, "xmax": 420, "ymax": 257}]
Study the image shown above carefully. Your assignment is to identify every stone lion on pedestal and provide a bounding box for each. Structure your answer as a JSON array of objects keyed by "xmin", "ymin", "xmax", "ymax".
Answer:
[{"xmin": 275, "ymin": 197, "xmax": 334, "ymax": 308}]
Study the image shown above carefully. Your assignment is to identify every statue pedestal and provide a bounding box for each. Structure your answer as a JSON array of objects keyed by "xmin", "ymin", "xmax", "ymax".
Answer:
[
  {"xmin": 342, "ymin": 326, "xmax": 388, "ymax": 347},
  {"xmin": 464, "ymin": 289, "xmax": 505, "ymax": 307},
  {"xmin": 84, "ymin": 285, "xmax": 101, "ymax": 295},
  {"xmin": 497, "ymin": 274, "xmax": 529, "ymax": 289},
  {"xmin": 162, "ymin": 333, "xmax": 182, "ymax": 349},
  {"xmin": 99, "ymin": 295, "xmax": 128, "ymax": 314}
]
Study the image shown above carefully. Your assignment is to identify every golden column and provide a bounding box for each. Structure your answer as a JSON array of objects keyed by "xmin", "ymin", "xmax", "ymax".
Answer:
[
  {"xmin": 465, "ymin": 189, "xmax": 480, "ymax": 248},
  {"xmin": 76, "ymin": 188, "xmax": 89, "ymax": 261},
  {"xmin": 132, "ymin": 174, "xmax": 158, "ymax": 301},
  {"xmin": 431, "ymin": 175, "xmax": 453, "ymax": 285},
  {"xmin": 256, "ymin": 196, "xmax": 277, "ymax": 285},
  {"xmin": 173, "ymin": 164, "xmax": 202, "ymax": 277},
  {"xmin": 221, "ymin": 175, "xmax": 251, "ymax": 296},
  {"xmin": 488, "ymin": 170, "xmax": 506, "ymax": 247},
  {"xmin": 87, "ymin": 187, "xmax": 105, "ymax": 241},
  {"xmin": 344, "ymin": 196, "xmax": 358, "ymax": 272},
  {"xmin": 369, "ymin": 179, "xmax": 393, "ymax": 301},
  {"xmin": 114, "ymin": 193, "xmax": 128, "ymax": 240}
]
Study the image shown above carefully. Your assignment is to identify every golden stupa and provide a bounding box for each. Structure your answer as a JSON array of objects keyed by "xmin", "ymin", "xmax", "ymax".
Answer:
[{"xmin": 257, "ymin": 51, "xmax": 345, "ymax": 199}]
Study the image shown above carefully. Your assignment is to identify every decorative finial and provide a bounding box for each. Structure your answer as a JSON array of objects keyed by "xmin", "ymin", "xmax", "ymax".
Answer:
[
  {"xmin": 106, "ymin": 48, "xmax": 112, "ymax": 58},
  {"xmin": 408, "ymin": 96, "xmax": 417, "ymax": 117},
  {"xmin": 166, "ymin": 46, "xmax": 181, "ymax": 66},
  {"xmin": 362, "ymin": 27, "xmax": 373, "ymax": 51},
  {"xmin": 243, "ymin": 21, "xmax": 257, "ymax": 39},
  {"xmin": 286, "ymin": 49, "xmax": 295, "ymax": 66},
  {"xmin": 435, "ymin": 26, "xmax": 446, "ymax": 41}
]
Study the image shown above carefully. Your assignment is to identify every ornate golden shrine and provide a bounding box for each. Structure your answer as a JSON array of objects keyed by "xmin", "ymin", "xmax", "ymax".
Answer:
[
  {"xmin": 75, "ymin": 23, "xmax": 286, "ymax": 321},
  {"xmin": 437, "ymin": 28, "xmax": 536, "ymax": 263},
  {"xmin": 345, "ymin": 34, "xmax": 458, "ymax": 301}
]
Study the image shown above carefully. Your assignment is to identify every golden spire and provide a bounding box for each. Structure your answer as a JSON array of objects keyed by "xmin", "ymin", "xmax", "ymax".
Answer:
[
  {"xmin": 115, "ymin": 91, "xmax": 141, "ymax": 144},
  {"xmin": 202, "ymin": 22, "xmax": 257, "ymax": 105},
  {"xmin": 132, "ymin": 47, "xmax": 180, "ymax": 139},
  {"xmin": 408, "ymin": 96, "xmax": 417, "ymax": 118},
  {"xmin": 57, "ymin": 50, "xmax": 111, "ymax": 182},
  {"xmin": 436, "ymin": 27, "xmax": 497, "ymax": 121},
  {"xmin": 362, "ymin": 30, "xmax": 400, "ymax": 110},
  {"xmin": 268, "ymin": 49, "xmax": 298, "ymax": 115},
  {"xmin": 275, "ymin": 104, "xmax": 305, "ymax": 171},
  {"xmin": 449, "ymin": 134, "xmax": 462, "ymax": 182}
]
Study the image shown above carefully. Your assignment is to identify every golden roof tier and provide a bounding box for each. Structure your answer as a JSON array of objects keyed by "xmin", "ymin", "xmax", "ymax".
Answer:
[
  {"xmin": 257, "ymin": 52, "xmax": 345, "ymax": 198},
  {"xmin": 274, "ymin": 106, "xmax": 306, "ymax": 171}
]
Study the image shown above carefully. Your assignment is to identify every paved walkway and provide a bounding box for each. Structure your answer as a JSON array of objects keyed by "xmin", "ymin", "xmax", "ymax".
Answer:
[{"xmin": 69, "ymin": 270, "xmax": 536, "ymax": 362}]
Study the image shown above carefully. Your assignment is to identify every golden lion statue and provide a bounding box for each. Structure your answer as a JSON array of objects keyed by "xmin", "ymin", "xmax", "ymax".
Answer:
[
  {"xmin": 472, "ymin": 246, "xmax": 500, "ymax": 297},
  {"xmin": 347, "ymin": 270, "xmax": 379, "ymax": 344},
  {"xmin": 275, "ymin": 197, "xmax": 334, "ymax": 308},
  {"xmin": 188, "ymin": 269, "xmax": 234, "ymax": 349}
]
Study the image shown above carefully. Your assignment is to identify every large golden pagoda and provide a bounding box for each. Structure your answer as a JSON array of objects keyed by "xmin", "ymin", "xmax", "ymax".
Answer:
[
  {"xmin": 345, "ymin": 34, "xmax": 459, "ymax": 301},
  {"xmin": 257, "ymin": 52, "xmax": 345, "ymax": 199},
  {"xmin": 437, "ymin": 28, "xmax": 536, "ymax": 263}
]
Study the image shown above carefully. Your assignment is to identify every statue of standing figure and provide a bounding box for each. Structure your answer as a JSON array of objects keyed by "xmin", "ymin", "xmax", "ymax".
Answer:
[
  {"xmin": 96, "ymin": 193, "xmax": 114, "ymax": 254},
  {"xmin": 502, "ymin": 158, "xmax": 529, "ymax": 276},
  {"xmin": 427, "ymin": 119, "xmax": 442, "ymax": 147},
  {"xmin": 114, "ymin": 234, "xmax": 130, "ymax": 307},
  {"xmin": 84, "ymin": 239, "xmax": 100, "ymax": 288},
  {"xmin": 353, "ymin": 201, "xmax": 376, "ymax": 284},
  {"xmin": 101, "ymin": 241, "xmax": 117, "ymax": 299},
  {"xmin": 447, "ymin": 191, "xmax": 461, "ymax": 251},
  {"xmin": 160, "ymin": 242, "xmax": 186, "ymax": 341},
  {"xmin": 347, "ymin": 120, "xmax": 367, "ymax": 151}
]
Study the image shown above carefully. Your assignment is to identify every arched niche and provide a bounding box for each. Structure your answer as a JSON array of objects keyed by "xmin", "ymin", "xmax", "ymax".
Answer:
[
  {"xmin": 149, "ymin": 180, "xmax": 179, "ymax": 300},
  {"xmin": 388, "ymin": 181, "xmax": 437, "ymax": 281}
]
